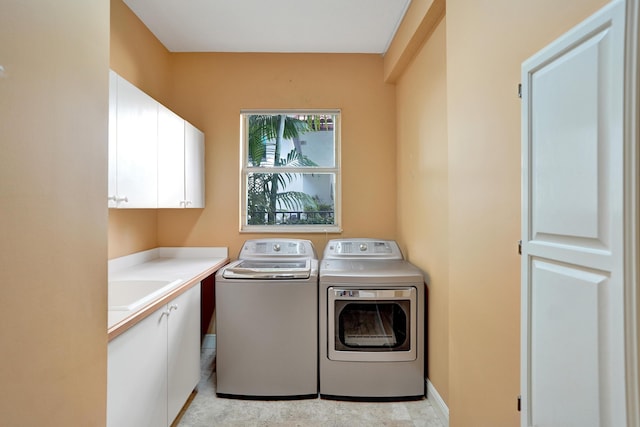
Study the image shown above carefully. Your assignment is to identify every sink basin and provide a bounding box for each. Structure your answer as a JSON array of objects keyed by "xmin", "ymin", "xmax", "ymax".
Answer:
[{"xmin": 108, "ymin": 279, "xmax": 183, "ymax": 311}]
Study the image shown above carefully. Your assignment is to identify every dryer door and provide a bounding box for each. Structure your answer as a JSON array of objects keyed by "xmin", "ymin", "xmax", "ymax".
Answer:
[{"xmin": 327, "ymin": 287, "xmax": 417, "ymax": 362}]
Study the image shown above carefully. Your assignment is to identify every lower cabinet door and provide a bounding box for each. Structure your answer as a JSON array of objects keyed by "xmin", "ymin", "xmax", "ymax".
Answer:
[
  {"xmin": 167, "ymin": 283, "xmax": 201, "ymax": 422},
  {"xmin": 107, "ymin": 307, "xmax": 168, "ymax": 427}
]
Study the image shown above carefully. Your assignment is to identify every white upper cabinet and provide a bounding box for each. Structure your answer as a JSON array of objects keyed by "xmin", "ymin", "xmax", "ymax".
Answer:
[
  {"xmin": 157, "ymin": 108, "xmax": 205, "ymax": 208},
  {"xmin": 111, "ymin": 73, "xmax": 158, "ymax": 208},
  {"xmin": 109, "ymin": 70, "xmax": 205, "ymax": 209},
  {"xmin": 157, "ymin": 104, "xmax": 186, "ymax": 208},
  {"xmin": 108, "ymin": 70, "xmax": 118, "ymax": 208},
  {"xmin": 183, "ymin": 121, "xmax": 205, "ymax": 208}
]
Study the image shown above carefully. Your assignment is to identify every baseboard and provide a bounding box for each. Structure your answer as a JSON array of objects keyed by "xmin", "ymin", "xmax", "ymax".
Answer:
[
  {"xmin": 426, "ymin": 379, "xmax": 449, "ymax": 427},
  {"xmin": 202, "ymin": 333, "xmax": 216, "ymax": 349}
]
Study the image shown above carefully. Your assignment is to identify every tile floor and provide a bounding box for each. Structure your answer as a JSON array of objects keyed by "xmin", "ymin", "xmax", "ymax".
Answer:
[{"xmin": 175, "ymin": 347, "xmax": 444, "ymax": 427}]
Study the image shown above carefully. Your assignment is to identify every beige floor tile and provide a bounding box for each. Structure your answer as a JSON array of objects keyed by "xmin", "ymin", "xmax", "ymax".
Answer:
[{"xmin": 176, "ymin": 349, "xmax": 443, "ymax": 427}]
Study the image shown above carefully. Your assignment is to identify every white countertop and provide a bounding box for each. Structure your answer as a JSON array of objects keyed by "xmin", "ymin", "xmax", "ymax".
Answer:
[{"xmin": 108, "ymin": 247, "xmax": 229, "ymax": 340}]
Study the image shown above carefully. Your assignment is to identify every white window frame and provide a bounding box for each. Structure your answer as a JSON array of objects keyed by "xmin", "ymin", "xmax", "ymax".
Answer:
[{"xmin": 239, "ymin": 109, "xmax": 342, "ymax": 233}]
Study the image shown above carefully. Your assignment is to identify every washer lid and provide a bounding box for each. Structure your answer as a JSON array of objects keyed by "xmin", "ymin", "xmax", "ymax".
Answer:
[
  {"xmin": 222, "ymin": 259, "xmax": 312, "ymax": 279},
  {"xmin": 323, "ymin": 238, "xmax": 403, "ymax": 260}
]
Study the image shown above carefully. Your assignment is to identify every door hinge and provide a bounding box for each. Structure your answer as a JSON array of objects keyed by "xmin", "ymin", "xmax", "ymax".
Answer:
[
  {"xmin": 518, "ymin": 240, "xmax": 522, "ymax": 255},
  {"xmin": 517, "ymin": 395, "xmax": 521, "ymax": 412},
  {"xmin": 518, "ymin": 83, "xmax": 522, "ymax": 98}
]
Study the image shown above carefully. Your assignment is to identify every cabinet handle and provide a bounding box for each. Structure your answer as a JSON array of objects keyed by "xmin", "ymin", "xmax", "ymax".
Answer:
[
  {"xmin": 108, "ymin": 195, "xmax": 128, "ymax": 203},
  {"xmin": 161, "ymin": 305, "xmax": 178, "ymax": 319},
  {"xmin": 179, "ymin": 200, "xmax": 191, "ymax": 207}
]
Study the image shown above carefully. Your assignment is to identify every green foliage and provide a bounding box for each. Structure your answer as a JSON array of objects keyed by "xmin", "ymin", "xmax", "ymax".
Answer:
[{"xmin": 247, "ymin": 115, "xmax": 310, "ymax": 167}]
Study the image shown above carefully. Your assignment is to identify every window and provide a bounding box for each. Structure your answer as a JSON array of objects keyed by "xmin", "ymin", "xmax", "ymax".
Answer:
[{"xmin": 240, "ymin": 110, "xmax": 341, "ymax": 233}]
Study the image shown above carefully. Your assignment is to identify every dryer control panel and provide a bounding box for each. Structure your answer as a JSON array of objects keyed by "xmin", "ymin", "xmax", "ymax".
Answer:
[{"xmin": 323, "ymin": 238, "xmax": 403, "ymax": 260}]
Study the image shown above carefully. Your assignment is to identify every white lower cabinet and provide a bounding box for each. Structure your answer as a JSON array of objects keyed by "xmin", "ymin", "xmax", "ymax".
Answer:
[
  {"xmin": 107, "ymin": 284, "xmax": 201, "ymax": 427},
  {"xmin": 167, "ymin": 284, "xmax": 201, "ymax": 421}
]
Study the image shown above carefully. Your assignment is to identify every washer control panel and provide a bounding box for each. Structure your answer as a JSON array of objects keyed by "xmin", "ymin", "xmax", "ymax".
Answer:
[{"xmin": 239, "ymin": 239, "xmax": 316, "ymax": 259}]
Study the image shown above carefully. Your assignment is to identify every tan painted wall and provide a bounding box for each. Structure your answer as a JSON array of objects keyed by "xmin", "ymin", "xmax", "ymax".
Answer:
[
  {"xmin": 157, "ymin": 52, "xmax": 397, "ymax": 258},
  {"xmin": 396, "ymin": 16, "xmax": 449, "ymax": 403},
  {"xmin": 0, "ymin": 1, "xmax": 109, "ymax": 425},
  {"xmin": 444, "ymin": 0, "xmax": 608, "ymax": 425},
  {"xmin": 384, "ymin": 0, "xmax": 445, "ymax": 83},
  {"xmin": 109, "ymin": 0, "xmax": 172, "ymax": 102}
]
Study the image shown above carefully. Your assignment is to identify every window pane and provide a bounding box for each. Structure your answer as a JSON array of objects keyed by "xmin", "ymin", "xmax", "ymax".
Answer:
[
  {"xmin": 246, "ymin": 172, "xmax": 335, "ymax": 226},
  {"xmin": 246, "ymin": 113, "xmax": 335, "ymax": 168}
]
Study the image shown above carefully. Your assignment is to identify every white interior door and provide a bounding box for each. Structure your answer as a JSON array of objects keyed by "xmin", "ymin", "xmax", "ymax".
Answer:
[{"xmin": 521, "ymin": 1, "xmax": 629, "ymax": 426}]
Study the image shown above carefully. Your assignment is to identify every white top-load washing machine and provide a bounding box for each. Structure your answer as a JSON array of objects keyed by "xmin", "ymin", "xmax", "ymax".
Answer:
[
  {"xmin": 215, "ymin": 239, "xmax": 318, "ymax": 399},
  {"xmin": 319, "ymin": 238, "xmax": 425, "ymax": 400}
]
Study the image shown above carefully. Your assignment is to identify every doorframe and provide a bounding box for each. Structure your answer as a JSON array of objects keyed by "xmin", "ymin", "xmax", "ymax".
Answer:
[{"xmin": 624, "ymin": 0, "xmax": 640, "ymax": 424}]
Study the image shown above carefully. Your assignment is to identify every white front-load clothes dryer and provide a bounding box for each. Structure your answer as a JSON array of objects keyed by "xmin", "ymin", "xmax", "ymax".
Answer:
[
  {"xmin": 215, "ymin": 239, "xmax": 318, "ymax": 399},
  {"xmin": 319, "ymin": 238, "xmax": 425, "ymax": 400}
]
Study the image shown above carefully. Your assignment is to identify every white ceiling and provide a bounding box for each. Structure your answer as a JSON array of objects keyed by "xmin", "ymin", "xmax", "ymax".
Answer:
[{"xmin": 122, "ymin": 0, "xmax": 412, "ymax": 54}]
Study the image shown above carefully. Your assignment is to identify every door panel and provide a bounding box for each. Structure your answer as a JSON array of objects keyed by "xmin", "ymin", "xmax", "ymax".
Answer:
[
  {"xmin": 530, "ymin": 259, "xmax": 607, "ymax": 426},
  {"xmin": 530, "ymin": 30, "xmax": 609, "ymax": 247},
  {"xmin": 521, "ymin": 1, "xmax": 626, "ymax": 426}
]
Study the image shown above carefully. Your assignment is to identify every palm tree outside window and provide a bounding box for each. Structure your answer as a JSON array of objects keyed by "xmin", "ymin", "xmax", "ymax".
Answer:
[{"xmin": 240, "ymin": 110, "xmax": 341, "ymax": 233}]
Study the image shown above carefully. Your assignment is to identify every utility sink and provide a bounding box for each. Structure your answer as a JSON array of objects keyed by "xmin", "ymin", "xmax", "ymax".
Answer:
[{"xmin": 108, "ymin": 279, "xmax": 183, "ymax": 311}]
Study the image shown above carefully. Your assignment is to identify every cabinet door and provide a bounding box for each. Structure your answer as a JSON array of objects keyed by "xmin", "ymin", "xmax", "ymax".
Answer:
[
  {"xmin": 167, "ymin": 283, "xmax": 201, "ymax": 423},
  {"xmin": 108, "ymin": 70, "xmax": 118, "ymax": 207},
  {"xmin": 184, "ymin": 122, "xmax": 205, "ymax": 208},
  {"xmin": 115, "ymin": 75, "xmax": 158, "ymax": 208},
  {"xmin": 107, "ymin": 307, "xmax": 168, "ymax": 427},
  {"xmin": 158, "ymin": 104, "xmax": 185, "ymax": 208}
]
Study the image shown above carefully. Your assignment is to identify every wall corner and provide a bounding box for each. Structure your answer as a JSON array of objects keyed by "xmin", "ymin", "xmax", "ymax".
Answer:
[{"xmin": 383, "ymin": 0, "xmax": 445, "ymax": 83}]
